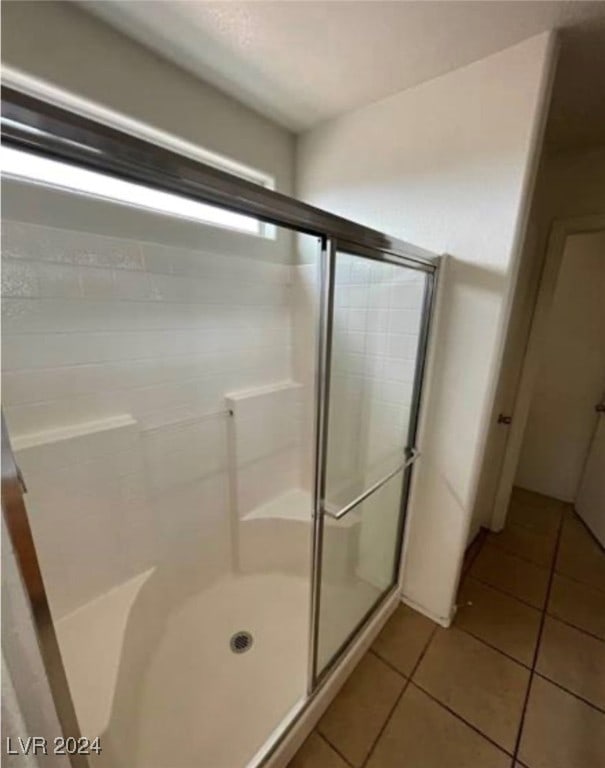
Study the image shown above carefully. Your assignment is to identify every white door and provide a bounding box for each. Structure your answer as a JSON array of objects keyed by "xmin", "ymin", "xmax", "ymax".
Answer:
[
  {"xmin": 490, "ymin": 219, "xmax": 605, "ymax": 531},
  {"xmin": 576, "ymin": 398, "xmax": 605, "ymax": 546},
  {"xmin": 515, "ymin": 230, "xmax": 605, "ymax": 501}
]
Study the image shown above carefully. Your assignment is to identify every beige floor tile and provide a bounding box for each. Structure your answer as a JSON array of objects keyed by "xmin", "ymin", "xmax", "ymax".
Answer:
[
  {"xmin": 318, "ymin": 652, "xmax": 404, "ymax": 767},
  {"xmin": 519, "ymin": 676, "xmax": 605, "ymax": 768},
  {"xmin": 414, "ymin": 627, "xmax": 529, "ymax": 751},
  {"xmin": 371, "ymin": 604, "xmax": 435, "ymax": 676},
  {"xmin": 510, "ymin": 487, "xmax": 545, "ymax": 505},
  {"xmin": 366, "ymin": 684, "xmax": 510, "ymax": 768},
  {"xmin": 456, "ymin": 577, "xmax": 541, "ymax": 665},
  {"xmin": 488, "ymin": 523, "xmax": 557, "ymax": 568},
  {"xmin": 556, "ymin": 515, "xmax": 605, "ymax": 592},
  {"xmin": 511, "ymin": 486, "xmax": 563, "ymax": 511},
  {"xmin": 288, "ymin": 733, "xmax": 349, "ymax": 768},
  {"xmin": 470, "ymin": 543, "xmax": 550, "ymax": 608},
  {"xmin": 548, "ymin": 573, "xmax": 605, "ymax": 640},
  {"xmin": 536, "ymin": 616, "xmax": 605, "ymax": 710},
  {"xmin": 507, "ymin": 488, "xmax": 563, "ymax": 537}
]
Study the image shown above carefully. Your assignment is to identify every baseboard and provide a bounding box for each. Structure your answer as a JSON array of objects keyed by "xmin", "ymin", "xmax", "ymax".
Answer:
[{"xmin": 400, "ymin": 592, "xmax": 455, "ymax": 628}]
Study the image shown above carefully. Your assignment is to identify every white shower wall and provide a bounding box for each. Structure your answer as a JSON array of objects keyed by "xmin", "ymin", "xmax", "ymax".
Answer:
[
  {"xmin": 1, "ymin": 187, "xmax": 306, "ymax": 620},
  {"xmin": 328, "ymin": 254, "xmax": 424, "ymax": 499}
]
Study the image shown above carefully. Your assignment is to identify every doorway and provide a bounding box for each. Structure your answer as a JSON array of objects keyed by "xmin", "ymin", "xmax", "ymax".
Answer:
[{"xmin": 495, "ymin": 222, "xmax": 605, "ymax": 544}]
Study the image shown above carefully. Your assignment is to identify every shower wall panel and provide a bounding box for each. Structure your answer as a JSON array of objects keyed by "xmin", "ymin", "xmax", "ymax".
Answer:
[
  {"xmin": 2, "ymin": 209, "xmax": 294, "ymax": 620},
  {"xmin": 1, "ymin": 168, "xmax": 324, "ymax": 763}
]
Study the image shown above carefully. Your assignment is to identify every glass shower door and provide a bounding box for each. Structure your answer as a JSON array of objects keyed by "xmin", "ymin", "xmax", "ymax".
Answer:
[
  {"xmin": 314, "ymin": 246, "xmax": 433, "ymax": 678},
  {"xmin": 1, "ymin": 153, "xmax": 322, "ymax": 768}
]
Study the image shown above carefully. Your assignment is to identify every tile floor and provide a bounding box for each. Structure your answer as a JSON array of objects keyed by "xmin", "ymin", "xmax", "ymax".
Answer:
[{"xmin": 288, "ymin": 487, "xmax": 605, "ymax": 768}]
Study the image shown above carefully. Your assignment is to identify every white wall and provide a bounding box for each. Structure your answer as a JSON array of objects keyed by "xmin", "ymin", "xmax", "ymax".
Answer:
[
  {"xmin": 1, "ymin": 0, "xmax": 294, "ymax": 194},
  {"xmin": 516, "ymin": 230, "xmax": 605, "ymax": 500},
  {"xmin": 297, "ymin": 33, "xmax": 555, "ymax": 624}
]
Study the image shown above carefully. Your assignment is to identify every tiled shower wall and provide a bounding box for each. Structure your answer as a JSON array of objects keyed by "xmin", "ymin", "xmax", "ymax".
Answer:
[
  {"xmin": 326, "ymin": 254, "xmax": 426, "ymax": 592},
  {"xmin": 292, "ymin": 249, "xmax": 426, "ymax": 595},
  {"xmin": 2, "ymin": 220, "xmax": 293, "ymax": 431},
  {"xmin": 328, "ymin": 254, "xmax": 425, "ymax": 498},
  {"xmin": 290, "ymin": 247, "xmax": 426, "ymax": 503},
  {"xmin": 1, "ymin": 187, "xmax": 303, "ymax": 618}
]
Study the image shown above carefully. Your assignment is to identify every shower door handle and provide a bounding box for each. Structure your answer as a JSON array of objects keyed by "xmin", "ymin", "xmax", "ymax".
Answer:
[{"xmin": 322, "ymin": 447, "xmax": 420, "ymax": 521}]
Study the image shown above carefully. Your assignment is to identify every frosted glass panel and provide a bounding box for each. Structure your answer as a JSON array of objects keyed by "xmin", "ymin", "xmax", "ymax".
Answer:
[
  {"xmin": 317, "ymin": 472, "xmax": 403, "ymax": 672},
  {"xmin": 317, "ymin": 250, "xmax": 427, "ymax": 676},
  {"xmin": 324, "ymin": 253, "xmax": 426, "ymax": 512}
]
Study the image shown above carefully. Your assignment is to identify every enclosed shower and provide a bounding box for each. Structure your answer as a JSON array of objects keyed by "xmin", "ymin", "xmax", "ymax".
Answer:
[{"xmin": 1, "ymin": 88, "xmax": 438, "ymax": 768}]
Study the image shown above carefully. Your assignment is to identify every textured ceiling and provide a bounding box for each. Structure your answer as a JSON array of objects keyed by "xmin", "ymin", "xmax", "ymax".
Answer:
[{"xmin": 86, "ymin": 1, "xmax": 605, "ymax": 150}]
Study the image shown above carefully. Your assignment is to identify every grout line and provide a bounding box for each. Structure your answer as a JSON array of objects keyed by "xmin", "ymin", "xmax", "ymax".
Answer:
[
  {"xmin": 511, "ymin": 503, "xmax": 566, "ymax": 765},
  {"xmin": 506, "ymin": 517, "xmax": 561, "ymax": 539},
  {"xmin": 468, "ymin": 570, "xmax": 605, "ymax": 640},
  {"xmin": 410, "ymin": 681, "xmax": 514, "ymax": 758},
  {"xmin": 533, "ymin": 671, "xmax": 605, "ymax": 716},
  {"xmin": 471, "ymin": 566, "xmax": 605, "ymax": 620},
  {"xmin": 552, "ymin": 567, "xmax": 605, "ymax": 596},
  {"xmin": 461, "ymin": 574, "xmax": 543, "ymax": 615},
  {"xmin": 456, "ymin": 601, "xmax": 605, "ymax": 714},
  {"xmin": 360, "ymin": 625, "xmax": 439, "ymax": 768},
  {"xmin": 467, "ymin": 574, "xmax": 546, "ymax": 612},
  {"xmin": 315, "ymin": 642, "xmax": 415, "ymax": 767},
  {"xmin": 315, "ymin": 731, "xmax": 356, "ymax": 768},
  {"xmin": 368, "ymin": 647, "xmax": 407, "ymax": 680},
  {"xmin": 454, "ymin": 625, "xmax": 533, "ymax": 671},
  {"xmin": 456, "ymin": 590, "xmax": 605, "ymax": 697},
  {"xmin": 492, "ymin": 515, "xmax": 561, "ymax": 538},
  {"xmin": 485, "ymin": 536, "xmax": 557, "ymax": 571},
  {"xmin": 545, "ymin": 612, "xmax": 605, "ymax": 645},
  {"xmin": 476, "ymin": 539, "xmax": 552, "ymax": 574}
]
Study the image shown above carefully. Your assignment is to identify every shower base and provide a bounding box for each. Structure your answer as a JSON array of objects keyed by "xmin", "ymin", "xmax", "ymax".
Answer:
[
  {"xmin": 133, "ymin": 572, "xmax": 310, "ymax": 768},
  {"xmin": 58, "ymin": 567, "xmax": 381, "ymax": 768},
  {"xmin": 57, "ymin": 571, "xmax": 308, "ymax": 768},
  {"xmin": 54, "ymin": 488, "xmax": 382, "ymax": 768}
]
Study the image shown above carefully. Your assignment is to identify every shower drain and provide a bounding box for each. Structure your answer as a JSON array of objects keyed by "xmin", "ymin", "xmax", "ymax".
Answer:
[{"xmin": 230, "ymin": 631, "xmax": 254, "ymax": 654}]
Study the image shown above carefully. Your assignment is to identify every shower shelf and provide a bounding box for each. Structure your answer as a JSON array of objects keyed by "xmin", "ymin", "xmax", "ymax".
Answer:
[{"xmin": 11, "ymin": 413, "xmax": 137, "ymax": 452}]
